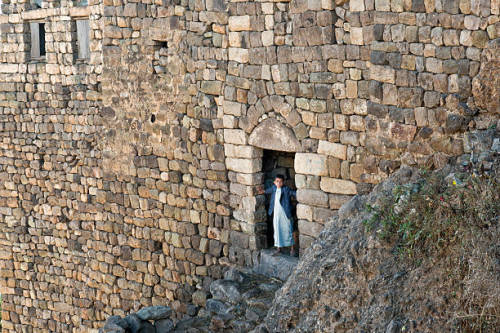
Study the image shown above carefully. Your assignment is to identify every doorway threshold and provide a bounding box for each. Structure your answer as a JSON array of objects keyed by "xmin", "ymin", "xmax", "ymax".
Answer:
[{"xmin": 253, "ymin": 248, "xmax": 299, "ymax": 281}]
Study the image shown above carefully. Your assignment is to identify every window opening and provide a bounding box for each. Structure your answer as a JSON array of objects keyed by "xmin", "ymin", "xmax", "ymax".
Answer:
[
  {"xmin": 76, "ymin": 19, "xmax": 90, "ymax": 60},
  {"xmin": 30, "ymin": 22, "xmax": 46, "ymax": 60}
]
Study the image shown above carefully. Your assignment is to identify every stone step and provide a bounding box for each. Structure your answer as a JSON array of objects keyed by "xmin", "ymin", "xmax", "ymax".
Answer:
[{"xmin": 253, "ymin": 249, "xmax": 298, "ymax": 281}]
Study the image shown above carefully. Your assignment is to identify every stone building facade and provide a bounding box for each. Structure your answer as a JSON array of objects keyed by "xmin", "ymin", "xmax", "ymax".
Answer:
[{"xmin": 0, "ymin": 0, "xmax": 498, "ymax": 331}]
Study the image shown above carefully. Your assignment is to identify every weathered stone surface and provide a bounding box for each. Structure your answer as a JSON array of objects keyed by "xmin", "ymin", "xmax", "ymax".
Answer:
[
  {"xmin": 154, "ymin": 319, "xmax": 174, "ymax": 332},
  {"xmin": 249, "ymin": 118, "xmax": 301, "ymax": 153},
  {"xmin": 136, "ymin": 306, "xmax": 172, "ymax": 321},
  {"xmin": 255, "ymin": 249, "xmax": 299, "ymax": 281},
  {"xmin": 472, "ymin": 39, "xmax": 499, "ymax": 114},
  {"xmin": 210, "ymin": 280, "xmax": 242, "ymax": 304},
  {"xmin": 320, "ymin": 178, "xmax": 357, "ymax": 195},
  {"xmin": 295, "ymin": 153, "xmax": 328, "ymax": 176},
  {"xmin": 228, "ymin": 16, "xmax": 251, "ymax": 31},
  {"xmin": 1, "ymin": 0, "xmax": 497, "ymax": 331},
  {"xmin": 296, "ymin": 189, "xmax": 329, "ymax": 207},
  {"xmin": 317, "ymin": 141, "xmax": 347, "ymax": 160},
  {"xmin": 226, "ymin": 158, "xmax": 262, "ymax": 173},
  {"xmin": 124, "ymin": 314, "xmax": 155, "ymax": 333}
]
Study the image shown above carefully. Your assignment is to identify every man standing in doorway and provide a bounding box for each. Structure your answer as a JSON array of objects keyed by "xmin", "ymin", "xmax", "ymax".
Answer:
[{"xmin": 265, "ymin": 174, "xmax": 296, "ymax": 256}]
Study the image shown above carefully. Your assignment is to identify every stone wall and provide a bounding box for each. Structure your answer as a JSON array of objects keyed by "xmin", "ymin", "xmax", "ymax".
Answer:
[{"xmin": 0, "ymin": 0, "xmax": 498, "ymax": 331}]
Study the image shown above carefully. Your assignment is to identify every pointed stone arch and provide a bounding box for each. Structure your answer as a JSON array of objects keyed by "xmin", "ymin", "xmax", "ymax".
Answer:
[{"xmin": 248, "ymin": 118, "xmax": 301, "ymax": 152}]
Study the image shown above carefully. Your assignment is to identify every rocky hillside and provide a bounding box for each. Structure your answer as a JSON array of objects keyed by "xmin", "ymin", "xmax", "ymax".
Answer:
[{"xmin": 264, "ymin": 131, "xmax": 499, "ymax": 332}]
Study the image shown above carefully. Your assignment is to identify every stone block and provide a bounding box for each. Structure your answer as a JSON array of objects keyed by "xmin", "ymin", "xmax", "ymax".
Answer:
[
  {"xmin": 201, "ymin": 81, "xmax": 222, "ymax": 95},
  {"xmin": 350, "ymin": 0, "xmax": 365, "ymax": 11},
  {"xmin": 298, "ymin": 220, "xmax": 323, "ymax": 238},
  {"xmin": 223, "ymin": 100, "xmax": 243, "ymax": 116},
  {"xmin": 248, "ymin": 118, "xmax": 301, "ymax": 152},
  {"xmin": 228, "ymin": 48, "xmax": 249, "ymax": 63},
  {"xmin": 295, "ymin": 153, "xmax": 328, "ymax": 176},
  {"xmin": 329, "ymin": 194, "xmax": 353, "ymax": 209},
  {"xmin": 0, "ymin": 64, "xmax": 18, "ymax": 73},
  {"xmin": 317, "ymin": 141, "xmax": 347, "ymax": 160},
  {"xmin": 224, "ymin": 129, "xmax": 247, "ymax": 145},
  {"xmin": 350, "ymin": 27, "xmax": 364, "ymax": 45},
  {"xmin": 226, "ymin": 158, "xmax": 262, "ymax": 173},
  {"xmin": 370, "ymin": 65, "xmax": 395, "ymax": 83},
  {"xmin": 296, "ymin": 189, "xmax": 329, "ymax": 207},
  {"xmin": 296, "ymin": 204, "xmax": 313, "ymax": 221},
  {"xmin": 320, "ymin": 177, "xmax": 357, "ymax": 195},
  {"xmin": 228, "ymin": 16, "xmax": 251, "ymax": 31},
  {"xmin": 262, "ymin": 30, "xmax": 274, "ymax": 46},
  {"xmin": 225, "ymin": 144, "xmax": 262, "ymax": 158}
]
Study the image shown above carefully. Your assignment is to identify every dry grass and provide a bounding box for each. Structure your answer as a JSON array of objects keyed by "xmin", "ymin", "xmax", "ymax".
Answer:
[{"xmin": 364, "ymin": 166, "xmax": 500, "ymax": 332}]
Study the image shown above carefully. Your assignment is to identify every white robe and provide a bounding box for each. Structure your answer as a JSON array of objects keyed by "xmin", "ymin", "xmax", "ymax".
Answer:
[{"xmin": 273, "ymin": 188, "xmax": 294, "ymax": 247}]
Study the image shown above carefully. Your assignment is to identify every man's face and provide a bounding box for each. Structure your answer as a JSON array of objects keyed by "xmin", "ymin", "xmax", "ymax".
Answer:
[{"xmin": 274, "ymin": 178, "xmax": 284, "ymax": 188}]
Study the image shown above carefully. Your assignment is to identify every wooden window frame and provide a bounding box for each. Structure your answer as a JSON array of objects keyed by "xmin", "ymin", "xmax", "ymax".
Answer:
[
  {"xmin": 75, "ymin": 19, "xmax": 90, "ymax": 61},
  {"xmin": 30, "ymin": 21, "xmax": 46, "ymax": 62}
]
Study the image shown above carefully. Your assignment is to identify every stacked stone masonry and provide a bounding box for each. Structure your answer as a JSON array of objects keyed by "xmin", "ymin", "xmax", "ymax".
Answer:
[{"xmin": 0, "ymin": 0, "xmax": 498, "ymax": 331}]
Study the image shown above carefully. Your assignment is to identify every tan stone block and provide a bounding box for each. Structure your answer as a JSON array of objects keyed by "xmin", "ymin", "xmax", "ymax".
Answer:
[
  {"xmin": 225, "ymin": 158, "xmax": 262, "ymax": 173},
  {"xmin": 350, "ymin": 27, "xmax": 364, "ymax": 45},
  {"xmin": 224, "ymin": 129, "xmax": 247, "ymax": 145},
  {"xmin": 296, "ymin": 204, "xmax": 313, "ymax": 221},
  {"xmin": 370, "ymin": 65, "xmax": 395, "ymax": 83},
  {"xmin": 350, "ymin": 68, "xmax": 362, "ymax": 80},
  {"xmin": 349, "ymin": 115, "xmax": 365, "ymax": 132},
  {"xmin": 228, "ymin": 32, "xmax": 242, "ymax": 47},
  {"xmin": 332, "ymin": 83, "xmax": 346, "ymax": 99},
  {"xmin": 334, "ymin": 114, "xmax": 349, "ymax": 131},
  {"xmin": 228, "ymin": 48, "xmax": 249, "ymax": 63},
  {"xmin": 350, "ymin": 0, "xmax": 365, "ymax": 11},
  {"xmin": 228, "ymin": 16, "xmax": 251, "ymax": 31},
  {"xmin": 223, "ymin": 100, "xmax": 243, "ymax": 116},
  {"xmin": 375, "ymin": 0, "xmax": 391, "ymax": 11},
  {"xmin": 401, "ymin": 55, "xmax": 416, "ymax": 70},
  {"xmin": 201, "ymin": 81, "xmax": 222, "ymax": 95},
  {"xmin": 414, "ymin": 107, "xmax": 428, "ymax": 127},
  {"xmin": 329, "ymin": 194, "xmax": 352, "ymax": 209},
  {"xmin": 296, "ymin": 189, "xmax": 329, "ymax": 207},
  {"xmin": 262, "ymin": 30, "xmax": 274, "ymax": 46},
  {"xmin": 296, "ymin": 98, "xmax": 310, "ymax": 110},
  {"xmin": 309, "ymin": 127, "xmax": 327, "ymax": 140},
  {"xmin": 0, "ymin": 64, "xmax": 18, "ymax": 73},
  {"xmin": 310, "ymin": 99, "xmax": 327, "ymax": 113},
  {"xmin": 383, "ymin": 83, "xmax": 398, "ymax": 105},
  {"xmin": 262, "ymin": 3, "xmax": 274, "ymax": 14},
  {"xmin": 301, "ymin": 111, "xmax": 317, "ymax": 126},
  {"xmin": 346, "ymin": 80, "xmax": 358, "ymax": 98},
  {"xmin": 318, "ymin": 140, "xmax": 347, "ymax": 160},
  {"xmin": 320, "ymin": 177, "xmax": 357, "ymax": 195},
  {"xmin": 298, "ymin": 220, "xmax": 324, "ymax": 237},
  {"xmin": 295, "ymin": 153, "xmax": 328, "ymax": 176},
  {"xmin": 328, "ymin": 59, "xmax": 343, "ymax": 73}
]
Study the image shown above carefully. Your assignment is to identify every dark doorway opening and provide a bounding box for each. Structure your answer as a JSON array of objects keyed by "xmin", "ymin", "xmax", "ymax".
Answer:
[{"xmin": 262, "ymin": 150, "xmax": 299, "ymax": 254}]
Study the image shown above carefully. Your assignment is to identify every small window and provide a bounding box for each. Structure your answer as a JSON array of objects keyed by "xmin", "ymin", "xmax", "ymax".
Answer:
[
  {"xmin": 33, "ymin": 0, "xmax": 42, "ymax": 8},
  {"xmin": 30, "ymin": 22, "xmax": 46, "ymax": 60},
  {"xmin": 76, "ymin": 20, "xmax": 90, "ymax": 60}
]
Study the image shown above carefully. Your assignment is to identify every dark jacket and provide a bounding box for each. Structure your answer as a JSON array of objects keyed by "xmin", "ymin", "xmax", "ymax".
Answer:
[{"xmin": 265, "ymin": 185, "xmax": 296, "ymax": 219}]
